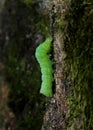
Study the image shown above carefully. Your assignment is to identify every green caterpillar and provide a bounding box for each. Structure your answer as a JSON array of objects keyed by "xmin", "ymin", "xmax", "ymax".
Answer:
[{"xmin": 35, "ymin": 37, "xmax": 53, "ymax": 97}]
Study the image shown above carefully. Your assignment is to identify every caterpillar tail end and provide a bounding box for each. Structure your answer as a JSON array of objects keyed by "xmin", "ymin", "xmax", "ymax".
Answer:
[{"xmin": 40, "ymin": 88, "xmax": 53, "ymax": 97}]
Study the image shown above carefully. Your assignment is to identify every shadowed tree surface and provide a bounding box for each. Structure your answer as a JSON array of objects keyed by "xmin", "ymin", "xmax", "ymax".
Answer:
[
  {"xmin": 1, "ymin": 0, "xmax": 48, "ymax": 129},
  {"xmin": 0, "ymin": 0, "xmax": 93, "ymax": 130}
]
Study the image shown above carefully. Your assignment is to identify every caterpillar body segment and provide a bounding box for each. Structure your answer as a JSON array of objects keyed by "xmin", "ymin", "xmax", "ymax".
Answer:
[{"xmin": 35, "ymin": 37, "xmax": 53, "ymax": 97}]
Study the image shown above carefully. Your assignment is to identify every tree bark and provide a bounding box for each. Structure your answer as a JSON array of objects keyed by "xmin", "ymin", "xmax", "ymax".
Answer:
[
  {"xmin": 42, "ymin": 1, "xmax": 70, "ymax": 130},
  {"xmin": 42, "ymin": 0, "xmax": 93, "ymax": 130}
]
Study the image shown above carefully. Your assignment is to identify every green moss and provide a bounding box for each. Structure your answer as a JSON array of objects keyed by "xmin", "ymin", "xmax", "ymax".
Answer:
[
  {"xmin": 3, "ymin": 0, "xmax": 50, "ymax": 129},
  {"xmin": 64, "ymin": 0, "xmax": 93, "ymax": 129}
]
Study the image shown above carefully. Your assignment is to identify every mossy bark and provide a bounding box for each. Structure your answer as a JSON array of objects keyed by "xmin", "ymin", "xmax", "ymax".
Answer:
[
  {"xmin": 42, "ymin": 1, "xmax": 70, "ymax": 130},
  {"xmin": 42, "ymin": 0, "xmax": 93, "ymax": 130},
  {"xmin": 65, "ymin": 1, "xmax": 93, "ymax": 129},
  {"xmin": 1, "ymin": 0, "xmax": 48, "ymax": 129},
  {"xmin": 1, "ymin": 0, "xmax": 93, "ymax": 130}
]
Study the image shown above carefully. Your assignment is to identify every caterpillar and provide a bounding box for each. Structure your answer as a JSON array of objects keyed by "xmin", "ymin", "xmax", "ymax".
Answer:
[{"xmin": 35, "ymin": 37, "xmax": 54, "ymax": 97}]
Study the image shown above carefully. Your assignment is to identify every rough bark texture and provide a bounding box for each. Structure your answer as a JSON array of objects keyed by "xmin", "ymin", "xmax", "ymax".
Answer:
[
  {"xmin": 0, "ymin": 0, "xmax": 93, "ymax": 130},
  {"xmin": 42, "ymin": 0, "xmax": 93, "ymax": 130},
  {"xmin": 42, "ymin": 1, "xmax": 70, "ymax": 130},
  {"xmin": 42, "ymin": 32, "xmax": 70, "ymax": 130}
]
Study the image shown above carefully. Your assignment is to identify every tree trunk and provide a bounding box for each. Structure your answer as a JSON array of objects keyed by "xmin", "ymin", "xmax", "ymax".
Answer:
[
  {"xmin": 42, "ymin": 1, "xmax": 70, "ymax": 130},
  {"xmin": 1, "ymin": 0, "xmax": 93, "ymax": 130},
  {"xmin": 42, "ymin": 0, "xmax": 93, "ymax": 130}
]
